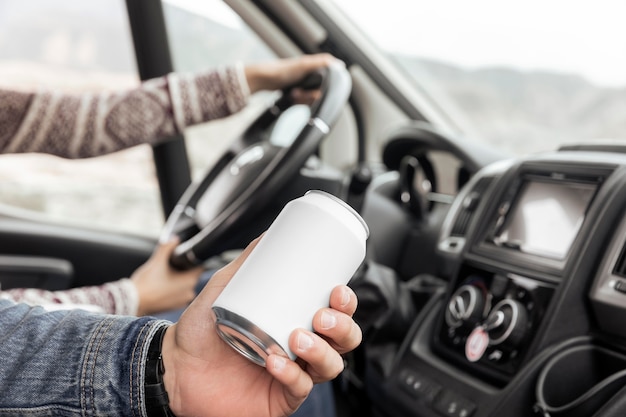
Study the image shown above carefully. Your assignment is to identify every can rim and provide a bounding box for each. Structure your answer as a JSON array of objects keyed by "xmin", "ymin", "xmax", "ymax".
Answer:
[{"xmin": 213, "ymin": 306, "xmax": 290, "ymax": 367}]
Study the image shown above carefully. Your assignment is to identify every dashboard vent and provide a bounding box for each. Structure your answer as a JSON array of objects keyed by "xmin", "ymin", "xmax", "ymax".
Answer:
[
  {"xmin": 613, "ymin": 244, "xmax": 626, "ymax": 278},
  {"xmin": 450, "ymin": 177, "xmax": 493, "ymax": 237}
]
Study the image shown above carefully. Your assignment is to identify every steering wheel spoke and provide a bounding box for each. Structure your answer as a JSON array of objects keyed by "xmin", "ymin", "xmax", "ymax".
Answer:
[{"xmin": 162, "ymin": 62, "xmax": 352, "ymax": 269}]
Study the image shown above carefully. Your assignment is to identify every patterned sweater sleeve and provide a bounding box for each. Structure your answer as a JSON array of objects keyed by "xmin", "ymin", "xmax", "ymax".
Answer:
[
  {"xmin": 1, "ymin": 278, "xmax": 140, "ymax": 316},
  {"xmin": 0, "ymin": 65, "xmax": 250, "ymax": 158}
]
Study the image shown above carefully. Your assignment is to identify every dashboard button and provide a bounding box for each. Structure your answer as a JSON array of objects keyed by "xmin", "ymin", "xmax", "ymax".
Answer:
[
  {"xmin": 433, "ymin": 390, "xmax": 476, "ymax": 417},
  {"xmin": 399, "ymin": 370, "xmax": 441, "ymax": 403}
]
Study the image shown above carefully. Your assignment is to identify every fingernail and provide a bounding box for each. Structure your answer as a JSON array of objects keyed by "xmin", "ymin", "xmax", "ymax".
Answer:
[
  {"xmin": 341, "ymin": 288, "xmax": 351, "ymax": 307},
  {"xmin": 321, "ymin": 311, "xmax": 337, "ymax": 330},
  {"xmin": 273, "ymin": 356, "xmax": 286, "ymax": 371},
  {"xmin": 297, "ymin": 333, "xmax": 315, "ymax": 351}
]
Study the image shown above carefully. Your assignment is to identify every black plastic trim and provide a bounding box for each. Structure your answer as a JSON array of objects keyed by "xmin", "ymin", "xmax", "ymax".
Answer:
[{"xmin": 125, "ymin": 0, "xmax": 192, "ymax": 217}]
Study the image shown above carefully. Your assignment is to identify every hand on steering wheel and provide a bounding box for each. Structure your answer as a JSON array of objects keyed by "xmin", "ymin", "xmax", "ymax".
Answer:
[{"xmin": 161, "ymin": 60, "xmax": 352, "ymax": 269}]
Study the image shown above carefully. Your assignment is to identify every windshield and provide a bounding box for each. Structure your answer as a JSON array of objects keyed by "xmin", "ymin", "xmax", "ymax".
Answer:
[{"xmin": 331, "ymin": 0, "xmax": 626, "ymax": 156}]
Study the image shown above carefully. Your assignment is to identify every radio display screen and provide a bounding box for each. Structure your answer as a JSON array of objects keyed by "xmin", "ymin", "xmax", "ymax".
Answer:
[{"xmin": 493, "ymin": 179, "xmax": 596, "ymax": 260}]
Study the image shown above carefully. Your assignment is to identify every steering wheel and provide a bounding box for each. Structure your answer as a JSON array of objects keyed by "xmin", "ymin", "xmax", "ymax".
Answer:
[{"xmin": 161, "ymin": 61, "xmax": 352, "ymax": 269}]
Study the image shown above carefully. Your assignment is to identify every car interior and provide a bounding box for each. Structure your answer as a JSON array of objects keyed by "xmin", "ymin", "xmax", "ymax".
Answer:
[{"xmin": 2, "ymin": 1, "xmax": 626, "ymax": 416}]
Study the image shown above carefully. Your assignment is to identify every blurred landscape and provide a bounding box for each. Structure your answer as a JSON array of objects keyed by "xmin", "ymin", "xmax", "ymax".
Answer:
[
  {"xmin": 0, "ymin": 0, "xmax": 625, "ymax": 236},
  {"xmin": 395, "ymin": 56, "xmax": 626, "ymax": 154}
]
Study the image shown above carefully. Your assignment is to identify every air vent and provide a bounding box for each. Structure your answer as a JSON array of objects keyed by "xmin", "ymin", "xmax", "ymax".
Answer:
[
  {"xmin": 450, "ymin": 177, "xmax": 493, "ymax": 237},
  {"xmin": 613, "ymin": 244, "xmax": 626, "ymax": 278}
]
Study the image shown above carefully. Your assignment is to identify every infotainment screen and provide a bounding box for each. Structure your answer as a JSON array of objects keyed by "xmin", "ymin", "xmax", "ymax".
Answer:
[{"xmin": 493, "ymin": 179, "xmax": 596, "ymax": 259}]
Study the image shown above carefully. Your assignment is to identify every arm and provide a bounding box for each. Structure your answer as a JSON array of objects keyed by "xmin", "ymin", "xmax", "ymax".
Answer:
[
  {"xmin": 0, "ymin": 66, "xmax": 248, "ymax": 158},
  {"xmin": 0, "ymin": 278, "xmax": 139, "ymax": 315},
  {"xmin": 0, "ymin": 299, "xmax": 163, "ymax": 415},
  {"xmin": 0, "ymin": 234, "xmax": 360, "ymax": 416},
  {"xmin": 0, "ymin": 53, "xmax": 338, "ymax": 159}
]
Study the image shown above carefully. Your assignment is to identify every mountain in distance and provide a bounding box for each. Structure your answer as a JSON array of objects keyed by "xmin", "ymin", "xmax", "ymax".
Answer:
[{"xmin": 394, "ymin": 54, "xmax": 626, "ymax": 153}]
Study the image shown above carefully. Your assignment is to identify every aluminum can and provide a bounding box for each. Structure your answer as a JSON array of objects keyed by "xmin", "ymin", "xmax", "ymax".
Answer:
[{"xmin": 212, "ymin": 190, "xmax": 369, "ymax": 366}]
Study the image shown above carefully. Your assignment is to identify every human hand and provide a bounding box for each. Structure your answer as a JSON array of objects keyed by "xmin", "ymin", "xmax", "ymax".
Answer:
[
  {"xmin": 244, "ymin": 53, "xmax": 344, "ymax": 103},
  {"xmin": 160, "ymin": 236, "xmax": 362, "ymax": 417},
  {"xmin": 131, "ymin": 238, "xmax": 203, "ymax": 316}
]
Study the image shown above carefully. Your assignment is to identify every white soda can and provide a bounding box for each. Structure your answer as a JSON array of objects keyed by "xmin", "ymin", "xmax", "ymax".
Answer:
[{"xmin": 212, "ymin": 190, "xmax": 369, "ymax": 366}]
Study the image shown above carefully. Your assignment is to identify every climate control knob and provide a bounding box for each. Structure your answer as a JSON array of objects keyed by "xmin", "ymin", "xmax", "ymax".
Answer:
[
  {"xmin": 445, "ymin": 284, "xmax": 486, "ymax": 329},
  {"xmin": 485, "ymin": 299, "xmax": 528, "ymax": 347}
]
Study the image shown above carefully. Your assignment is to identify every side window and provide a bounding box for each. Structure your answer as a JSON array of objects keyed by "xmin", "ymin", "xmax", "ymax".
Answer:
[
  {"xmin": 0, "ymin": 0, "xmax": 163, "ymax": 237},
  {"xmin": 162, "ymin": 0, "xmax": 277, "ymax": 180}
]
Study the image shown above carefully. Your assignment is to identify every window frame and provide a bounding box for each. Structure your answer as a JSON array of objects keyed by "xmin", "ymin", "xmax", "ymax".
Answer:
[{"xmin": 125, "ymin": 0, "xmax": 193, "ymax": 218}]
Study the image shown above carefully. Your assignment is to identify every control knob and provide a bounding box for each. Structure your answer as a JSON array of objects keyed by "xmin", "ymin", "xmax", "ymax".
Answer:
[
  {"xmin": 484, "ymin": 298, "xmax": 528, "ymax": 347},
  {"xmin": 445, "ymin": 284, "xmax": 486, "ymax": 329}
]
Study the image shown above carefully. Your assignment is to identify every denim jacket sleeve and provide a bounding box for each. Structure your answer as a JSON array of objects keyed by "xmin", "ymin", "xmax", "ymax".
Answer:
[{"xmin": 0, "ymin": 299, "xmax": 170, "ymax": 416}]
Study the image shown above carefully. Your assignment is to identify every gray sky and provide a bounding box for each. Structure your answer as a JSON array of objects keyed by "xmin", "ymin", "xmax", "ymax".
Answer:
[
  {"xmin": 165, "ymin": 0, "xmax": 626, "ymax": 87},
  {"xmin": 332, "ymin": 0, "xmax": 626, "ymax": 87}
]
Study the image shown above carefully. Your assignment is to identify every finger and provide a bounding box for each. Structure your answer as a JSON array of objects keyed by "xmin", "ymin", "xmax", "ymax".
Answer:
[
  {"xmin": 297, "ymin": 53, "xmax": 342, "ymax": 73},
  {"xmin": 265, "ymin": 354, "xmax": 313, "ymax": 413},
  {"xmin": 287, "ymin": 54, "xmax": 345, "ymax": 90},
  {"xmin": 328, "ymin": 285, "xmax": 358, "ymax": 316},
  {"xmin": 216, "ymin": 234, "xmax": 262, "ymax": 277},
  {"xmin": 157, "ymin": 238, "xmax": 205, "ymax": 278},
  {"xmin": 152, "ymin": 236, "xmax": 180, "ymax": 261},
  {"xmin": 312, "ymin": 308, "xmax": 362, "ymax": 354},
  {"xmin": 289, "ymin": 329, "xmax": 345, "ymax": 383},
  {"xmin": 150, "ymin": 236, "xmax": 180, "ymax": 265}
]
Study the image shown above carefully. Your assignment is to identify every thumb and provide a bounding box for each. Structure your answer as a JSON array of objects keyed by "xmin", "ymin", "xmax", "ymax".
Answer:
[
  {"xmin": 152, "ymin": 236, "xmax": 181, "ymax": 263},
  {"xmin": 196, "ymin": 235, "xmax": 263, "ymax": 304}
]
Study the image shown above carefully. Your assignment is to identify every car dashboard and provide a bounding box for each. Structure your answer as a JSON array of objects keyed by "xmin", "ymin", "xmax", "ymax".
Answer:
[{"xmin": 357, "ymin": 149, "xmax": 626, "ymax": 417}]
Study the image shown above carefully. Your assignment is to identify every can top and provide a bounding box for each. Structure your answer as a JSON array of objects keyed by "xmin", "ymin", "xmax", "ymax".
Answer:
[{"xmin": 304, "ymin": 190, "xmax": 369, "ymax": 239}]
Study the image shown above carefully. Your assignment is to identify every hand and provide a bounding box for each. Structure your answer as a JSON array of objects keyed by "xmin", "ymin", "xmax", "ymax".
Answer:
[
  {"xmin": 130, "ymin": 238, "xmax": 203, "ymax": 316},
  {"xmin": 161, "ymin": 236, "xmax": 362, "ymax": 417},
  {"xmin": 244, "ymin": 53, "xmax": 344, "ymax": 103}
]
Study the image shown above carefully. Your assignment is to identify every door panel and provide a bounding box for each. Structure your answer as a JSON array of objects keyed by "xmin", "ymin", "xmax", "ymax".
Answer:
[{"xmin": 0, "ymin": 218, "xmax": 154, "ymax": 288}]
